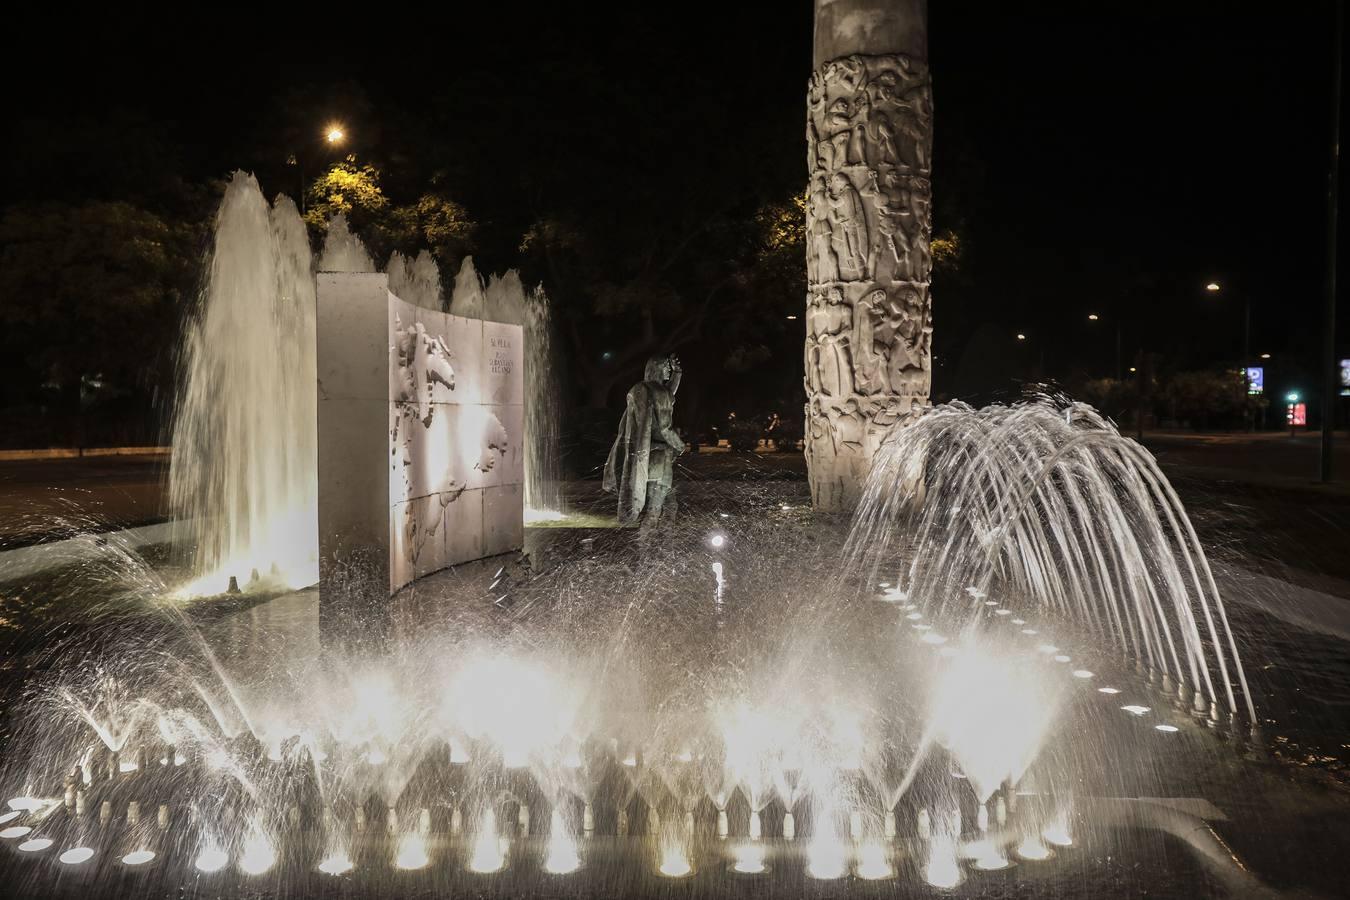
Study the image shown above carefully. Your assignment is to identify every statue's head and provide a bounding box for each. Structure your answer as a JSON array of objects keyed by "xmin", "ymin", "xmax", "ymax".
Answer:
[{"xmin": 644, "ymin": 355, "xmax": 674, "ymax": 385}]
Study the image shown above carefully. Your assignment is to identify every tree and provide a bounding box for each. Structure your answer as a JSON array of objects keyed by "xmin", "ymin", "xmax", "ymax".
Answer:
[
  {"xmin": 0, "ymin": 200, "xmax": 202, "ymax": 441},
  {"xmin": 306, "ymin": 157, "xmax": 476, "ymax": 272}
]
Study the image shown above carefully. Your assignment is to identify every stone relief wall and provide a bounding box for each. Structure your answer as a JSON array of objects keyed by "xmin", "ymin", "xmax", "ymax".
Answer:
[
  {"xmin": 316, "ymin": 272, "xmax": 522, "ymax": 601},
  {"xmin": 805, "ymin": 53, "xmax": 933, "ymax": 510},
  {"xmin": 387, "ymin": 294, "xmax": 524, "ymax": 592}
]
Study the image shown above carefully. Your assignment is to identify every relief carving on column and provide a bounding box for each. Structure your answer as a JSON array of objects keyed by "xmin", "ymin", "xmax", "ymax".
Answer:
[{"xmin": 805, "ymin": 53, "xmax": 933, "ymax": 510}]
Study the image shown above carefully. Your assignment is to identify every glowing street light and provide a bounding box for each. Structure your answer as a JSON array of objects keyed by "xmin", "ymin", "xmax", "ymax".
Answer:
[
  {"xmin": 1087, "ymin": 313, "xmax": 1099, "ymax": 321},
  {"xmin": 1016, "ymin": 333, "xmax": 1026, "ymax": 341},
  {"xmin": 325, "ymin": 124, "xmax": 346, "ymax": 144},
  {"xmin": 1206, "ymin": 282, "xmax": 1221, "ymax": 292},
  {"xmin": 1260, "ymin": 352, "xmax": 1271, "ymax": 359},
  {"xmin": 1287, "ymin": 391, "xmax": 1301, "ymax": 403}
]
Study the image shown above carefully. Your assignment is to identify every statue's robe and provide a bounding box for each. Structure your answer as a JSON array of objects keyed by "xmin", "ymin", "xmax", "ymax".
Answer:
[{"xmin": 603, "ymin": 367, "xmax": 682, "ymax": 523}]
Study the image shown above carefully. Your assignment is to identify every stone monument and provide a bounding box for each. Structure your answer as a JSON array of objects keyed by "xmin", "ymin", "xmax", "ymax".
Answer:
[
  {"xmin": 805, "ymin": 0, "xmax": 932, "ymax": 511},
  {"xmin": 603, "ymin": 355, "xmax": 685, "ymax": 524},
  {"xmin": 316, "ymin": 272, "xmax": 524, "ymax": 614}
]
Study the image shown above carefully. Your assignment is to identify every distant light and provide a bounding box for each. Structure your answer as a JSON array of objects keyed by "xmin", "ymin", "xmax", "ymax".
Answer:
[
  {"xmin": 1016, "ymin": 333, "xmax": 1027, "ymax": 341},
  {"xmin": 1206, "ymin": 282, "xmax": 1221, "ymax": 292},
  {"xmin": 1155, "ymin": 724, "xmax": 1180, "ymax": 733},
  {"xmin": 786, "ymin": 314, "xmax": 798, "ymax": 320},
  {"xmin": 1286, "ymin": 391, "xmax": 1300, "ymax": 403},
  {"xmin": 325, "ymin": 125, "xmax": 345, "ymax": 144},
  {"xmin": 60, "ymin": 847, "xmax": 95, "ymax": 865},
  {"xmin": 1129, "ymin": 366, "xmax": 1137, "ymax": 372},
  {"xmin": 1260, "ymin": 352, "xmax": 1271, "ymax": 359},
  {"xmin": 1087, "ymin": 314, "xmax": 1099, "ymax": 321}
]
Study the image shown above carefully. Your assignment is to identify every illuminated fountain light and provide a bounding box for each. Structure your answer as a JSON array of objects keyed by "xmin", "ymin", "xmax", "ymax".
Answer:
[
  {"xmin": 470, "ymin": 810, "xmax": 506, "ymax": 873},
  {"xmin": 59, "ymin": 846, "xmax": 95, "ymax": 865},
  {"xmin": 658, "ymin": 842, "xmax": 692, "ymax": 878},
  {"xmin": 0, "ymin": 811, "xmax": 21, "ymax": 825},
  {"xmin": 194, "ymin": 844, "xmax": 229, "ymax": 873},
  {"xmin": 1072, "ymin": 670, "xmax": 1094, "ymax": 679},
  {"xmin": 7, "ymin": 797, "xmax": 45, "ymax": 811},
  {"xmin": 965, "ymin": 587, "xmax": 987, "ymax": 599},
  {"xmin": 1012, "ymin": 618, "xmax": 1027, "ymax": 625},
  {"xmin": 856, "ymin": 841, "xmax": 893, "ymax": 879},
  {"xmin": 18, "ymin": 837, "xmax": 53, "ymax": 852},
  {"xmin": 1098, "ymin": 687, "xmax": 1121, "ymax": 695},
  {"xmin": 906, "ymin": 612, "xmax": 923, "ymax": 621},
  {"xmin": 995, "ymin": 609, "xmax": 1012, "ymax": 616},
  {"xmin": 924, "ymin": 835, "xmax": 962, "ymax": 889},
  {"xmin": 1, "ymin": 826, "xmax": 32, "ymax": 839},
  {"xmin": 807, "ymin": 827, "xmax": 847, "ymax": 879},
  {"xmin": 749, "ymin": 810, "xmax": 762, "ymax": 840},
  {"xmin": 782, "ymin": 812, "xmax": 795, "ymax": 841},
  {"xmin": 1021, "ymin": 628, "xmax": 1038, "ymax": 635},
  {"xmin": 732, "ymin": 842, "xmax": 766, "ymax": 874},
  {"xmin": 1121, "ymin": 705, "xmax": 1151, "ymax": 716},
  {"xmin": 1053, "ymin": 655, "xmax": 1071, "ymax": 663},
  {"xmin": 121, "ymin": 849, "xmax": 156, "ymax": 866},
  {"xmin": 708, "ymin": 532, "xmax": 727, "ymax": 549},
  {"xmin": 921, "ymin": 632, "xmax": 948, "ymax": 645},
  {"xmin": 970, "ymin": 838, "xmax": 1011, "ymax": 870},
  {"xmin": 395, "ymin": 831, "xmax": 429, "ymax": 870},
  {"xmin": 544, "ymin": 810, "xmax": 581, "ymax": 874},
  {"xmin": 1155, "ymin": 724, "xmax": 1180, "ymax": 733},
  {"xmin": 1043, "ymin": 811, "xmax": 1073, "ymax": 847},
  {"xmin": 1016, "ymin": 832, "xmax": 1053, "ymax": 861},
  {"xmin": 238, "ymin": 827, "xmax": 276, "ymax": 875},
  {"xmin": 318, "ymin": 851, "xmax": 354, "ymax": 876},
  {"xmin": 1036, "ymin": 644, "xmax": 1059, "ymax": 655}
]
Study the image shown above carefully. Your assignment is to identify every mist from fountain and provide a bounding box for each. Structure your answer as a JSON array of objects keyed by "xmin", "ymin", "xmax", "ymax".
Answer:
[{"xmin": 167, "ymin": 172, "xmax": 319, "ymax": 595}]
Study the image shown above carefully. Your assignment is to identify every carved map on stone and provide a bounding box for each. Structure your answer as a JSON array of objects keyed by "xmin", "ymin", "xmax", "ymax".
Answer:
[
  {"xmin": 805, "ymin": 53, "xmax": 933, "ymax": 511},
  {"xmin": 387, "ymin": 295, "xmax": 523, "ymax": 592}
]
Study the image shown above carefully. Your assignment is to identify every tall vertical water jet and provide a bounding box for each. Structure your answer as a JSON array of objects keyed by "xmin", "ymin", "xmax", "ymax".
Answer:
[
  {"xmin": 387, "ymin": 250, "xmax": 444, "ymax": 311},
  {"xmin": 318, "ymin": 213, "xmax": 374, "ymax": 273},
  {"xmin": 523, "ymin": 285, "xmax": 563, "ymax": 517},
  {"xmin": 169, "ymin": 172, "xmax": 319, "ymax": 594}
]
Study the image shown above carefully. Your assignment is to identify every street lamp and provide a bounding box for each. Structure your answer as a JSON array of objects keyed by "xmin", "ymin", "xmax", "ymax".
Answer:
[
  {"xmin": 291, "ymin": 124, "xmax": 350, "ymax": 215},
  {"xmin": 1016, "ymin": 333, "xmax": 1027, "ymax": 341},
  {"xmin": 1207, "ymin": 281, "xmax": 1252, "ymax": 430},
  {"xmin": 1087, "ymin": 313, "xmax": 1099, "ymax": 321}
]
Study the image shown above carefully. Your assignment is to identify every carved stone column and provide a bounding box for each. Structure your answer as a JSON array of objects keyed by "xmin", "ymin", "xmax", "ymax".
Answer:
[{"xmin": 805, "ymin": 0, "xmax": 932, "ymax": 511}]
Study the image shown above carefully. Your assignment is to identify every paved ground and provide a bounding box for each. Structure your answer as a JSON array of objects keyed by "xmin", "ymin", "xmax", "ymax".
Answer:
[{"xmin": 0, "ymin": 454, "xmax": 168, "ymax": 547}]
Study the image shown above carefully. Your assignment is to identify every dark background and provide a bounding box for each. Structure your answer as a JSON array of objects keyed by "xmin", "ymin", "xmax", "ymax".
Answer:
[{"xmin": 0, "ymin": 1, "xmax": 1343, "ymax": 453}]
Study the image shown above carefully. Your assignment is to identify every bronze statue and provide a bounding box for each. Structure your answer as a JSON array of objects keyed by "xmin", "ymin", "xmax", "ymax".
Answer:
[{"xmin": 603, "ymin": 355, "xmax": 685, "ymax": 524}]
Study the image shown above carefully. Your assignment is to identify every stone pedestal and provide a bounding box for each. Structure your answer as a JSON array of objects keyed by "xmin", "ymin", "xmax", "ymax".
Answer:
[{"xmin": 805, "ymin": 0, "xmax": 932, "ymax": 511}]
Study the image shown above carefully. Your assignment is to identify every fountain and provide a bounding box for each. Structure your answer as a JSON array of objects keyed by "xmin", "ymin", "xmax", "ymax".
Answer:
[
  {"xmin": 0, "ymin": 97, "xmax": 1336, "ymax": 900},
  {"xmin": 167, "ymin": 172, "xmax": 319, "ymax": 595}
]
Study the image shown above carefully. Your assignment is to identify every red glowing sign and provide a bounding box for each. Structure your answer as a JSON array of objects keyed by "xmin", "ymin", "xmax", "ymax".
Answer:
[{"xmin": 1287, "ymin": 403, "xmax": 1307, "ymax": 426}]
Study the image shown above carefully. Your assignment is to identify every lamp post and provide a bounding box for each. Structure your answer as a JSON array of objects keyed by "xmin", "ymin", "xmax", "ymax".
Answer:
[
  {"xmin": 290, "ymin": 123, "xmax": 347, "ymax": 215},
  {"xmin": 1206, "ymin": 281, "xmax": 1252, "ymax": 430},
  {"xmin": 1087, "ymin": 313, "xmax": 1123, "ymax": 382}
]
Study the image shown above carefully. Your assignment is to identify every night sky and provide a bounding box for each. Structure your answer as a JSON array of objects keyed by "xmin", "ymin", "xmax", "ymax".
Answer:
[{"xmin": 2, "ymin": 1, "xmax": 1343, "ymax": 413}]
